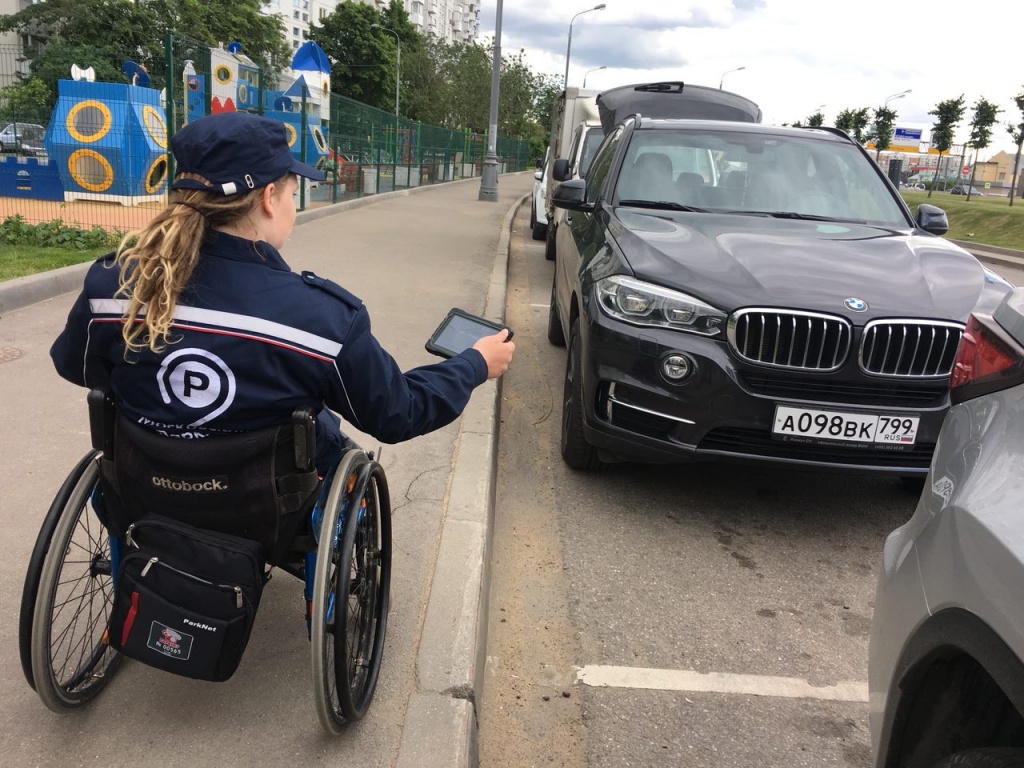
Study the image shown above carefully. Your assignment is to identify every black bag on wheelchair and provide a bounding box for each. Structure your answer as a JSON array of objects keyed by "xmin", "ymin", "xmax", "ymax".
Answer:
[
  {"xmin": 88, "ymin": 393, "xmax": 323, "ymax": 682},
  {"xmin": 108, "ymin": 517, "xmax": 264, "ymax": 681}
]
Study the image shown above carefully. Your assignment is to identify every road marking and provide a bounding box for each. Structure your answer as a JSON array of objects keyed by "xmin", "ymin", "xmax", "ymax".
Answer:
[
  {"xmin": 530, "ymin": 303, "xmax": 551, "ymax": 309},
  {"xmin": 575, "ymin": 665, "xmax": 868, "ymax": 702}
]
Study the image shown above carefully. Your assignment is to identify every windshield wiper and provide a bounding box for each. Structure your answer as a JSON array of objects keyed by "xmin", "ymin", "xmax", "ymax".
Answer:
[
  {"xmin": 725, "ymin": 209, "xmax": 866, "ymax": 223},
  {"xmin": 617, "ymin": 199, "xmax": 709, "ymax": 213}
]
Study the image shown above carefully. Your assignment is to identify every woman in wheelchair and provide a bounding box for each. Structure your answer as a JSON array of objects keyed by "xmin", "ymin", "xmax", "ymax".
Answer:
[{"xmin": 24, "ymin": 111, "xmax": 515, "ymax": 733}]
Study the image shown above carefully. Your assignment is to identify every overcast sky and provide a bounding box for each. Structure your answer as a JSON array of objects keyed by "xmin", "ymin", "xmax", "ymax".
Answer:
[{"xmin": 478, "ymin": 0, "xmax": 1023, "ymax": 159}]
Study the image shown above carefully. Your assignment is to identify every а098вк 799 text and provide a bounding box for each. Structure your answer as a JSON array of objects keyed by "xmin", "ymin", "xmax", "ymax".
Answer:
[{"xmin": 772, "ymin": 406, "xmax": 919, "ymax": 445}]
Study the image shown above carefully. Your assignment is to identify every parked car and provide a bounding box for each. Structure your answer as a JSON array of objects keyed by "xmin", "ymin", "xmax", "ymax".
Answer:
[
  {"xmin": 547, "ymin": 114, "xmax": 1012, "ymax": 473},
  {"xmin": 950, "ymin": 185, "xmax": 984, "ymax": 196},
  {"xmin": 869, "ymin": 286, "xmax": 1024, "ymax": 768},
  {"xmin": 544, "ymin": 121, "xmax": 605, "ymax": 259},
  {"xmin": 530, "ymin": 148, "xmax": 549, "ymax": 241},
  {"xmin": 0, "ymin": 122, "xmax": 46, "ymax": 156}
]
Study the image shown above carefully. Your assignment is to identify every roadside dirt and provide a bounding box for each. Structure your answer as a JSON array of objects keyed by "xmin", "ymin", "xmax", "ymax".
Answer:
[{"xmin": 477, "ymin": 209, "xmax": 587, "ymax": 768}]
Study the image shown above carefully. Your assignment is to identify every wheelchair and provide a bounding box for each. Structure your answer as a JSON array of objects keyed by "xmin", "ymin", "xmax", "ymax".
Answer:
[{"xmin": 19, "ymin": 390, "xmax": 392, "ymax": 735}]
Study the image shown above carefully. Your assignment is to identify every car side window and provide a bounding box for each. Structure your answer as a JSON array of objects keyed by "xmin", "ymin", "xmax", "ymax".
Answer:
[
  {"xmin": 584, "ymin": 126, "xmax": 623, "ymax": 205},
  {"xmin": 566, "ymin": 126, "xmax": 584, "ymax": 172},
  {"xmin": 579, "ymin": 127, "xmax": 605, "ymax": 178}
]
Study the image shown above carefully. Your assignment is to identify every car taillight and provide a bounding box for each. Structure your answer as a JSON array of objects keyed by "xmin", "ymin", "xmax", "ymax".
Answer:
[{"xmin": 950, "ymin": 313, "xmax": 1024, "ymax": 404}]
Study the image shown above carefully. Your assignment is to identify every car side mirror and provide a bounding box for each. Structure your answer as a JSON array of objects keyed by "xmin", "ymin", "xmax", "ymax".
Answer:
[
  {"xmin": 916, "ymin": 203, "xmax": 949, "ymax": 236},
  {"xmin": 534, "ymin": 170, "xmax": 543, "ymax": 181},
  {"xmin": 552, "ymin": 179, "xmax": 592, "ymax": 212},
  {"xmin": 552, "ymin": 157, "xmax": 572, "ymax": 182}
]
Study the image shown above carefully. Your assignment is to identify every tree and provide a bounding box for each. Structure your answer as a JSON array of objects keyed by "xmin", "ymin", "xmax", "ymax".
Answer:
[
  {"xmin": 834, "ymin": 107, "xmax": 870, "ymax": 143},
  {"xmin": 872, "ymin": 106, "xmax": 897, "ymax": 159},
  {"xmin": 1007, "ymin": 90, "xmax": 1024, "ymax": 207},
  {"xmin": 308, "ymin": 1, "xmax": 393, "ymax": 111},
  {"xmin": 963, "ymin": 97, "xmax": 1001, "ymax": 200},
  {"xmin": 0, "ymin": 77, "xmax": 53, "ymax": 123},
  {"xmin": 0, "ymin": 0, "xmax": 290, "ymax": 101},
  {"xmin": 927, "ymin": 95, "xmax": 966, "ymax": 198},
  {"xmin": 806, "ymin": 110, "xmax": 824, "ymax": 127}
]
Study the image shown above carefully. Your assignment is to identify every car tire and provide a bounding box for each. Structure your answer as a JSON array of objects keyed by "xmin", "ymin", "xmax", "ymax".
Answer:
[
  {"xmin": 529, "ymin": 202, "xmax": 537, "ymax": 231},
  {"xmin": 930, "ymin": 748, "xmax": 1024, "ymax": 767},
  {"xmin": 561, "ymin": 319, "xmax": 601, "ymax": 471},
  {"xmin": 544, "ymin": 222, "xmax": 556, "ymax": 261},
  {"xmin": 547, "ymin": 279, "xmax": 565, "ymax": 347},
  {"xmin": 531, "ymin": 220, "xmax": 547, "ymax": 241}
]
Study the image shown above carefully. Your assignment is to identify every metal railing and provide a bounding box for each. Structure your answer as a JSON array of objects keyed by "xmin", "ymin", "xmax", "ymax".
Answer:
[{"xmin": 0, "ymin": 35, "xmax": 529, "ymax": 234}]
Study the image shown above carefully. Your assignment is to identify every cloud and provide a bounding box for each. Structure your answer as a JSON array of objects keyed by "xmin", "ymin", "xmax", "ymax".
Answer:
[{"xmin": 479, "ymin": 0, "xmax": 1023, "ymax": 157}]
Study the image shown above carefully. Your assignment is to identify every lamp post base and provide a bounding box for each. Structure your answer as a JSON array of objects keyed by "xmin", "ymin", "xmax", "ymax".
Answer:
[{"xmin": 478, "ymin": 157, "xmax": 499, "ymax": 202}]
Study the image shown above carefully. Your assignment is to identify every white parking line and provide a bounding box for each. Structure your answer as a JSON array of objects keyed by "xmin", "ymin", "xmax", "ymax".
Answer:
[
  {"xmin": 530, "ymin": 303, "xmax": 551, "ymax": 309},
  {"xmin": 575, "ymin": 665, "xmax": 868, "ymax": 703}
]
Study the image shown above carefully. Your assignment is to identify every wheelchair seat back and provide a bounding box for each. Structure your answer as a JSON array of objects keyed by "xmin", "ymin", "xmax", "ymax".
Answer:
[{"xmin": 92, "ymin": 393, "xmax": 321, "ymax": 565}]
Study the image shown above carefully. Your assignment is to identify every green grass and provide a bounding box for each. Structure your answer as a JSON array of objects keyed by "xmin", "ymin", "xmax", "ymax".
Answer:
[
  {"xmin": 0, "ymin": 245, "xmax": 110, "ymax": 282},
  {"xmin": 900, "ymin": 190, "xmax": 1024, "ymax": 251}
]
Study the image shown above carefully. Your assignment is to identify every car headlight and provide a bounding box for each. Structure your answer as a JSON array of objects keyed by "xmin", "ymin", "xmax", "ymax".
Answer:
[{"xmin": 595, "ymin": 275, "xmax": 726, "ymax": 336}]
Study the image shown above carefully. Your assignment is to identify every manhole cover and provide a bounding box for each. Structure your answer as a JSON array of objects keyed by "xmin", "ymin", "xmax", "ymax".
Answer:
[{"xmin": 0, "ymin": 346, "xmax": 23, "ymax": 363}]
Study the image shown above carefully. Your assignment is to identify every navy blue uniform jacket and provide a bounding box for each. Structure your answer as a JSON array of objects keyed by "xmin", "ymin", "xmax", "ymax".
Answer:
[{"xmin": 50, "ymin": 231, "xmax": 489, "ymax": 465}]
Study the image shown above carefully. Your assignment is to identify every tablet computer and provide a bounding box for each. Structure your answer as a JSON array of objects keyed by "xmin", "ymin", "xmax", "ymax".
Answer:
[{"xmin": 426, "ymin": 308, "xmax": 513, "ymax": 359}]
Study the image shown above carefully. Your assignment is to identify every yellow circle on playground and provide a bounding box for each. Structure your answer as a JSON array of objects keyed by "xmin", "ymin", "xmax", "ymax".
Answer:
[
  {"xmin": 67, "ymin": 100, "xmax": 112, "ymax": 143},
  {"xmin": 142, "ymin": 105, "xmax": 167, "ymax": 148},
  {"xmin": 68, "ymin": 149, "xmax": 114, "ymax": 192},
  {"xmin": 312, "ymin": 125, "xmax": 327, "ymax": 153},
  {"xmin": 214, "ymin": 65, "xmax": 233, "ymax": 84},
  {"xmin": 284, "ymin": 123, "xmax": 297, "ymax": 148},
  {"xmin": 145, "ymin": 154, "xmax": 168, "ymax": 193}
]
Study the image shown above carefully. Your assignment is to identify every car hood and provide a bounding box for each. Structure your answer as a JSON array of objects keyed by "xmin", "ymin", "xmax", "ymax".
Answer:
[{"xmin": 610, "ymin": 209, "xmax": 1010, "ymax": 321}]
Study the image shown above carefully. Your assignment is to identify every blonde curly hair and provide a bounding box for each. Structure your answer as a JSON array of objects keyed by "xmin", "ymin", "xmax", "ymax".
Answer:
[{"xmin": 115, "ymin": 171, "xmax": 288, "ymax": 354}]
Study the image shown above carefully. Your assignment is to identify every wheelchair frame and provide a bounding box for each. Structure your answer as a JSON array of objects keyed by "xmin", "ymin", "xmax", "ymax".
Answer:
[{"xmin": 19, "ymin": 406, "xmax": 392, "ymax": 735}]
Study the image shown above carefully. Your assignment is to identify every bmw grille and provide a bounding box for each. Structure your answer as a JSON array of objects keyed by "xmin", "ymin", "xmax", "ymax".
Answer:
[{"xmin": 728, "ymin": 309, "xmax": 852, "ymax": 372}]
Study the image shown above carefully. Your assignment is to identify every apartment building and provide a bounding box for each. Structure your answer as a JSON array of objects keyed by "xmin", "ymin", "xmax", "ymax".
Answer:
[{"xmin": 262, "ymin": 0, "xmax": 481, "ymax": 52}]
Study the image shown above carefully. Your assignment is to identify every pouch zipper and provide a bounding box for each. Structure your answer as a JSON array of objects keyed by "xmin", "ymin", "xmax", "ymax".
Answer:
[
  {"xmin": 125, "ymin": 521, "xmax": 261, "ymax": 587},
  {"xmin": 134, "ymin": 554, "xmax": 246, "ymax": 610}
]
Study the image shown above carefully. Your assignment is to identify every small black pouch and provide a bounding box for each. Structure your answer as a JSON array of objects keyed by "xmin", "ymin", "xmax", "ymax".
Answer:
[{"xmin": 109, "ymin": 517, "xmax": 265, "ymax": 682}]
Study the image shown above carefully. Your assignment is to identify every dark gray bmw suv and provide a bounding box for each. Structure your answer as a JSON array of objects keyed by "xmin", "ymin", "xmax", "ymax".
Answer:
[{"xmin": 547, "ymin": 88, "xmax": 1012, "ymax": 474}]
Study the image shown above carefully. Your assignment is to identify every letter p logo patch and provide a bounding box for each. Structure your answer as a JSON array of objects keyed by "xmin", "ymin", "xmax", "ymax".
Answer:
[{"xmin": 157, "ymin": 348, "xmax": 236, "ymax": 426}]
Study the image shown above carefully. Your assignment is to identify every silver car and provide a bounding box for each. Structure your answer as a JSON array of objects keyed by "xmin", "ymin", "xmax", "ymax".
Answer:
[{"xmin": 869, "ymin": 286, "xmax": 1024, "ymax": 768}]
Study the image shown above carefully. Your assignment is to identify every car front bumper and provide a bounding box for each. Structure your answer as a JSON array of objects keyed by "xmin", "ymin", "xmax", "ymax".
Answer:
[{"xmin": 576, "ymin": 309, "xmax": 949, "ymax": 473}]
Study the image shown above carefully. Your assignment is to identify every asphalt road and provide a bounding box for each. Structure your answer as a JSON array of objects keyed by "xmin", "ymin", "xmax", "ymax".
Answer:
[{"xmin": 476, "ymin": 204, "xmax": 1004, "ymax": 768}]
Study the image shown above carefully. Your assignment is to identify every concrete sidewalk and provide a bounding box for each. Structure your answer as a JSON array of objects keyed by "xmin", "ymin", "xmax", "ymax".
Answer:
[{"xmin": 0, "ymin": 173, "xmax": 533, "ymax": 768}]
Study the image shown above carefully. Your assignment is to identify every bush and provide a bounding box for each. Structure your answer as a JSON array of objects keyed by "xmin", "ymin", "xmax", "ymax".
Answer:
[{"xmin": 0, "ymin": 215, "xmax": 123, "ymax": 250}]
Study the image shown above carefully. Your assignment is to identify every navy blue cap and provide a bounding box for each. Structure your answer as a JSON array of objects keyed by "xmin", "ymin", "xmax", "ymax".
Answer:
[{"xmin": 170, "ymin": 111, "xmax": 326, "ymax": 195}]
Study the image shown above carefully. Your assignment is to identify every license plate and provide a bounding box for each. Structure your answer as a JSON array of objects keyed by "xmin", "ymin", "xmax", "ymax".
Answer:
[{"xmin": 772, "ymin": 406, "xmax": 919, "ymax": 445}]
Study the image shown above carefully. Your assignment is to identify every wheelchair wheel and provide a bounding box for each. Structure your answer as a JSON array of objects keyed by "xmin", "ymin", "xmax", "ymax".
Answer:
[
  {"xmin": 311, "ymin": 449, "xmax": 392, "ymax": 734},
  {"xmin": 20, "ymin": 450, "xmax": 99, "ymax": 690},
  {"xmin": 29, "ymin": 454, "xmax": 122, "ymax": 710}
]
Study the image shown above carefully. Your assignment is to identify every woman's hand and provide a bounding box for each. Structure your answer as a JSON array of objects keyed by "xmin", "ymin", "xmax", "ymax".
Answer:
[{"xmin": 472, "ymin": 329, "xmax": 515, "ymax": 379}]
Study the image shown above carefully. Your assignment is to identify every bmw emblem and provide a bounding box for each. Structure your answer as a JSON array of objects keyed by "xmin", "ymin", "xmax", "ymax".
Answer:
[{"xmin": 845, "ymin": 297, "xmax": 868, "ymax": 312}]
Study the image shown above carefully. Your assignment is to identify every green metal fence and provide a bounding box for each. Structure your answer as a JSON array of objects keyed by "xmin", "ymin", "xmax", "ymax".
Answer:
[{"xmin": 0, "ymin": 34, "xmax": 529, "ymax": 234}]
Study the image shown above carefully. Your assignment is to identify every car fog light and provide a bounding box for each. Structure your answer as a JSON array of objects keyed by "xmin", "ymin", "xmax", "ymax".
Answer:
[{"xmin": 662, "ymin": 354, "xmax": 693, "ymax": 382}]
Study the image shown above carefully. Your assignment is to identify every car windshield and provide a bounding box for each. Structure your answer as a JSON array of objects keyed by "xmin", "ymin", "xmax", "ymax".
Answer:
[{"xmin": 614, "ymin": 126, "xmax": 909, "ymax": 227}]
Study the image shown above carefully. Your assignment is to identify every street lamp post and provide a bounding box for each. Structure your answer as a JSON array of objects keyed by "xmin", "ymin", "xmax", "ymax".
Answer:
[
  {"xmin": 563, "ymin": 4, "xmax": 606, "ymax": 89},
  {"xmin": 371, "ymin": 24, "xmax": 401, "ymax": 117},
  {"xmin": 583, "ymin": 65, "xmax": 606, "ymax": 88},
  {"xmin": 478, "ymin": 0, "xmax": 503, "ymax": 201},
  {"xmin": 884, "ymin": 89, "xmax": 911, "ymax": 109},
  {"xmin": 718, "ymin": 66, "xmax": 745, "ymax": 90}
]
